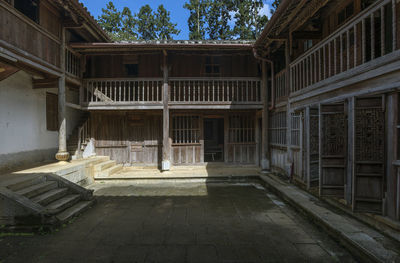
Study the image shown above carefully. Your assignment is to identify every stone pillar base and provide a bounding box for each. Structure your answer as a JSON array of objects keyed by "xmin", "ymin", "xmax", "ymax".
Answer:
[
  {"xmin": 261, "ymin": 158, "xmax": 270, "ymax": 171},
  {"xmin": 161, "ymin": 160, "xmax": 171, "ymax": 171},
  {"xmin": 55, "ymin": 151, "xmax": 70, "ymax": 162}
]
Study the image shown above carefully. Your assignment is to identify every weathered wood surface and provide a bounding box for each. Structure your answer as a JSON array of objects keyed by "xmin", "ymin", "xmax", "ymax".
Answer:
[{"xmin": 0, "ymin": 1, "xmax": 61, "ymax": 67}]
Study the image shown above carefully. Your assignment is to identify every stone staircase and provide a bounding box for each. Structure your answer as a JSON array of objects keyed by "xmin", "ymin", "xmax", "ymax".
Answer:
[
  {"xmin": 93, "ymin": 159, "xmax": 123, "ymax": 179},
  {"xmin": 0, "ymin": 173, "xmax": 95, "ymax": 228}
]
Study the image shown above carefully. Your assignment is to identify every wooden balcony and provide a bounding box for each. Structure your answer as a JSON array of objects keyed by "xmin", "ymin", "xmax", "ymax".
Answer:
[
  {"xmin": 0, "ymin": 2, "xmax": 60, "ymax": 70},
  {"xmin": 289, "ymin": 0, "xmax": 399, "ymax": 96},
  {"xmin": 81, "ymin": 78, "xmax": 262, "ymax": 110},
  {"xmin": 65, "ymin": 47, "xmax": 82, "ymax": 79},
  {"xmin": 274, "ymin": 70, "xmax": 289, "ymax": 102},
  {"xmin": 169, "ymin": 78, "xmax": 262, "ymax": 109}
]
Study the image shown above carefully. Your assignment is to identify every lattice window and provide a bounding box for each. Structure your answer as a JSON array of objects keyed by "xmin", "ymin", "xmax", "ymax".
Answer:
[
  {"xmin": 291, "ymin": 113, "xmax": 301, "ymax": 147},
  {"xmin": 172, "ymin": 116, "xmax": 200, "ymax": 144},
  {"xmin": 204, "ymin": 56, "xmax": 221, "ymax": 77},
  {"xmin": 269, "ymin": 111, "xmax": 287, "ymax": 146},
  {"xmin": 228, "ymin": 115, "xmax": 255, "ymax": 143}
]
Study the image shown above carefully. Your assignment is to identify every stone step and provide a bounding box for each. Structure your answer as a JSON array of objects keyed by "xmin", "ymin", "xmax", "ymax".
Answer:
[
  {"xmin": 3, "ymin": 174, "xmax": 46, "ymax": 191},
  {"xmin": 94, "ymin": 160, "xmax": 116, "ymax": 172},
  {"xmin": 16, "ymin": 181, "xmax": 58, "ymax": 198},
  {"xmin": 31, "ymin": 188, "xmax": 69, "ymax": 206},
  {"xmin": 46, "ymin": 194, "xmax": 81, "ymax": 213},
  {"xmin": 56, "ymin": 200, "xmax": 95, "ymax": 223},
  {"xmin": 97, "ymin": 164, "xmax": 123, "ymax": 178}
]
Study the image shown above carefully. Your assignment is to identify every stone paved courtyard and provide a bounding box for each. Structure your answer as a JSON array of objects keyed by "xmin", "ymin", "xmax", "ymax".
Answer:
[{"xmin": 0, "ymin": 181, "xmax": 356, "ymax": 263}]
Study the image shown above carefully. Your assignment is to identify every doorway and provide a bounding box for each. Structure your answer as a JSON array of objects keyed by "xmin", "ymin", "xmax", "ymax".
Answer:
[{"xmin": 204, "ymin": 118, "xmax": 224, "ymax": 162}]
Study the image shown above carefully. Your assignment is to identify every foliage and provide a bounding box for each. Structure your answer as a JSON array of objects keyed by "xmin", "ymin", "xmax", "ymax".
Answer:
[
  {"xmin": 185, "ymin": 0, "xmax": 269, "ymax": 40},
  {"xmin": 183, "ymin": 0, "xmax": 208, "ymax": 40},
  {"xmin": 97, "ymin": 2, "xmax": 180, "ymax": 41},
  {"xmin": 270, "ymin": 0, "xmax": 282, "ymax": 15},
  {"xmin": 232, "ymin": 0, "xmax": 269, "ymax": 40},
  {"xmin": 156, "ymin": 5, "xmax": 181, "ymax": 40}
]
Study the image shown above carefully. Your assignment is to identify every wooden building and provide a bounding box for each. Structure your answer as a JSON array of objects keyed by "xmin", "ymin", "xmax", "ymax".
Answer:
[
  {"xmin": 1, "ymin": 0, "xmax": 400, "ymax": 225},
  {"xmin": 255, "ymin": 0, "xmax": 400, "ymax": 221}
]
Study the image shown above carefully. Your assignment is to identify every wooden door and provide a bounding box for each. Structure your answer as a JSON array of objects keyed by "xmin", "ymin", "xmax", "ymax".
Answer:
[
  {"xmin": 319, "ymin": 103, "xmax": 347, "ymax": 197},
  {"xmin": 129, "ymin": 114, "xmax": 162, "ymax": 166},
  {"xmin": 353, "ymin": 97, "xmax": 385, "ymax": 213}
]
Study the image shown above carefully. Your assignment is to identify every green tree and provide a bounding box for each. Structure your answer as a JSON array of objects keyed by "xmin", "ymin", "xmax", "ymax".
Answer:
[
  {"xmin": 97, "ymin": 2, "xmax": 122, "ymax": 40},
  {"xmin": 233, "ymin": 0, "xmax": 268, "ymax": 40},
  {"xmin": 118, "ymin": 7, "xmax": 138, "ymax": 41},
  {"xmin": 206, "ymin": 0, "xmax": 233, "ymax": 40},
  {"xmin": 136, "ymin": 5, "xmax": 156, "ymax": 40},
  {"xmin": 155, "ymin": 5, "xmax": 181, "ymax": 40},
  {"xmin": 184, "ymin": 0, "xmax": 208, "ymax": 40},
  {"xmin": 270, "ymin": 0, "xmax": 281, "ymax": 15}
]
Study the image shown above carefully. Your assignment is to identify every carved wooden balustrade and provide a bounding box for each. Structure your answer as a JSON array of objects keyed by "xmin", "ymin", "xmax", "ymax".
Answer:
[
  {"xmin": 290, "ymin": 0, "xmax": 398, "ymax": 93},
  {"xmin": 169, "ymin": 78, "xmax": 262, "ymax": 105}
]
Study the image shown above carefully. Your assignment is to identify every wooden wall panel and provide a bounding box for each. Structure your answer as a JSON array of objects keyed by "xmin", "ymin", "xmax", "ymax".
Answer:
[
  {"xmin": 0, "ymin": 5, "xmax": 60, "ymax": 67},
  {"xmin": 172, "ymin": 145, "xmax": 201, "ymax": 164},
  {"xmin": 271, "ymin": 146, "xmax": 287, "ymax": 172}
]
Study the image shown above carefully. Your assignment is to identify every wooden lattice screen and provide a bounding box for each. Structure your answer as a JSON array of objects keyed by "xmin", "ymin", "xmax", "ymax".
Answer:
[
  {"xmin": 172, "ymin": 116, "xmax": 200, "ymax": 144},
  {"xmin": 269, "ymin": 111, "xmax": 287, "ymax": 146},
  {"xmin": 291, "ymin": 113, "xmax": 301, "ymax": 146},
  {"xmin": 228, "ymin": 115, "xmax": 255, "ymax": 143}
]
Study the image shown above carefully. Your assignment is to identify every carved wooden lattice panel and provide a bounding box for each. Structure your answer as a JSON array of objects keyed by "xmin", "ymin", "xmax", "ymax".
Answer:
[
  {"xmin": 320, "ymin": 103, "xmax": 346, "ymax": 197},
  {"xmin": 354, "ymin": 97, "xmax": 384, "ymax": 214},
  {"xmin": 310, "ymin": 108, "xmax": 320, "ymax": 184}
]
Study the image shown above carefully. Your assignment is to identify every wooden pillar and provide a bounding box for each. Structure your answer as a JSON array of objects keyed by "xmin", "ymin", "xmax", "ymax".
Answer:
[
  {"xmin": 261, "ymin": 61, "xmax": 270, "ymax": 171},
  {"xmin": 161, "ymin": 52, "xmax": 171, "ymax": 171},
  {"xmin": 347, "ymin": 97, "xmax": 355, "ymax": 206},
  {"xmin": 224, "ymin": 113, "xmax": 229, "ymax": 164},
  {"xmin": 386, "ymin": 93, "xmax": 397, "ymax": 219},
  {"xmin": 305, "ymin": 107, "xmax": 311, "ymax": 190},
  {"xmin": 285, "ymin": 40, "xmax": 293, "ymax": 176},
  {"xmin": 55, "ymin": 28, "xmax": 69, "ymax": 162}
]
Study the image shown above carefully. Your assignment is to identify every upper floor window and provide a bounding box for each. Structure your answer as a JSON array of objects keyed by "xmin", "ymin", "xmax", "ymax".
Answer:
[
  {"xmin": 13, "ymin": 0, "xmax": 39, "ymax": 23},
  {"xmin": 204, "ymin": 56, "xmax": 221, "ymax": 77},
  {"xmin": 125, "ymin": 64, "xmax": 139, "ymax": 77},
  {"xmin": 337, "ymin": 2, "xmax": 354, "ymax": 26}
]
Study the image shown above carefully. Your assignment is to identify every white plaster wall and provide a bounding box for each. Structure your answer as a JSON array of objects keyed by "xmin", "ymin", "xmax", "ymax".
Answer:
[{"xmin": 0, "ymin": 71, "xmax": 58, "ymax": 155}]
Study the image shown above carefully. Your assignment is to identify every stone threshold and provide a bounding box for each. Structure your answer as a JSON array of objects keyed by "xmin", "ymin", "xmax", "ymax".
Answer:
[{"xmin": 259, "ymin": 173, "xmax": 400, "ymax": 263}]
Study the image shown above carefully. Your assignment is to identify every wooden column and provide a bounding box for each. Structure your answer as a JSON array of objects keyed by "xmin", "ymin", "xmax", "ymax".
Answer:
[
  {"xmin": 386, "ymin": 93, "xmax": 397, "ymax": 219},
  {"xmin": 261, "ymin": 61, "xmax": 270, "ymax": 171},
  {"xmin": 55, "ymin": 28, "xmax": 69, "ymax": 162},
  {"xmin": 305, "ymin": 107, "xmax": 311, "ymax": 190},
  {"xmin": 347, "ymin": 97, "xmax": 355, "ymax": 206},
  {"xmin": 285, "ymin": 40, "xmax": 293, "ymax": 176},
  {"xmin": 161, "ymin": 52, "xmax": 171, "ymax": 171}
]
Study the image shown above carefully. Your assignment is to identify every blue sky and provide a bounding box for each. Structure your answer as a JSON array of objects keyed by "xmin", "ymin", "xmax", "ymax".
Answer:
[{"xmin": 80, "ymin": 0, "xmax": 273, "ymax": 40}]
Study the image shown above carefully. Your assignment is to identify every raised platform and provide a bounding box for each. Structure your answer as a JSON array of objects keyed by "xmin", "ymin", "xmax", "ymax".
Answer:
[{"xmin": 94, "ymin": 164, "xmax": 261, "ymax": 181}]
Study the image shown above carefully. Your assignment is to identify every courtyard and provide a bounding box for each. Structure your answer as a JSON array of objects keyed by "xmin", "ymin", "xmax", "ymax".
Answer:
[{"xmin": 0, "ymin": 181, "xmax": 355, "ymax": 263}]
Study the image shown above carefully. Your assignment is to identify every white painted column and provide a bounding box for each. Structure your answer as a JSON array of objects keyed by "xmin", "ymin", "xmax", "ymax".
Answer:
[{"xmin": 55, "ymin": 28, "xmax": 69, "ymax": 162}]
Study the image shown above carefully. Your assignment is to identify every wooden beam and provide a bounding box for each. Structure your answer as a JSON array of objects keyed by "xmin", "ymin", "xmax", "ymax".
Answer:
[
  {"xmin": 292, "ymin": 31, "xmax": 322, "ymax": 40},
  {"xmin": 0, "ymin": 62, "xmax": 19, "ymax": 81},
  {"xmin": 276, "ymin": 0, "xmax": 308, "ymax": 36},
  {"xmin": 290, "ymin": 0, "xmax": 329, "ymax": 33},
  {"xmin": 32, "ymin": 78, "xmax": 58, "ymax": 89}
]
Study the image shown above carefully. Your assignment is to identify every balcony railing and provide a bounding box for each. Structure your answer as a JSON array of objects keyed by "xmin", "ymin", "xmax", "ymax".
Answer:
[
  {"xmin": 290, "ymin": 0, "xmax": 398, "ymax": 93},
  {"xmin": 65, "ymin": 47, "xmax": 81, "ymax": 78},
  {"xmin": 169, "ymin": 78, "xmax": 261, "ymax": 104},
  {"xmin": 82, "ymin": 78, "xmax": 163, "ymax": 105},
  {"xmin": 81, "ymin": 77, "xmax": 262, "ymax": 107},
  {"xmin": 274, "ymin": 69, "xmax": 289, "ymax": 101}
]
